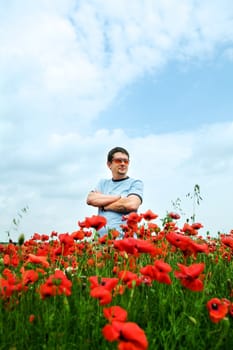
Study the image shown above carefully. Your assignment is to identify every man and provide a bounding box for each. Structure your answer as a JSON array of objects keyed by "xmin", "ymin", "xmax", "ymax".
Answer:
[{"xmin": 86, "ymin": 146, "xmax": 143, "ymax": 237}]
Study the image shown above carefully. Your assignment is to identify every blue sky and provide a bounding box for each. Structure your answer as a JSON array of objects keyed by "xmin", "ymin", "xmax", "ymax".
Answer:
[
  {"xmin": 1, "ymin": 0, "xmax": 233, "ymax": 241},
  {"xmin": 96, "ymin": 58, "xmax": 233, "ymax": 135}
]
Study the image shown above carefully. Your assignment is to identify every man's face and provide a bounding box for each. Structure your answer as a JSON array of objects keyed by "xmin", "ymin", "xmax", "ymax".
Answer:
[{"xmin": 108, "ymin": 152, "xmax": 129, "ymax": 179}]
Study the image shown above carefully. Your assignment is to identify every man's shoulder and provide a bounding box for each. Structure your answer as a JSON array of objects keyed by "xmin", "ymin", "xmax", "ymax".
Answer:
[
  {"xmin": 99, "ymin": 178, "xmax": 111, "ymax": 184},
  {"xmin": 127, "ymin": 177, "xmax": 143, "ymax": 184},
  {"xmin": 97, "ymin": 178, "xmax": 112, "ymax": 188}
]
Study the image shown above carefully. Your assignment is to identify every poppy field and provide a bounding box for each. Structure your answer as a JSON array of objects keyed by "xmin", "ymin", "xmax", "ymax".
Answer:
[{"xmin": 1, "ymin": 210, "xmax": 233, "ymax": 350}]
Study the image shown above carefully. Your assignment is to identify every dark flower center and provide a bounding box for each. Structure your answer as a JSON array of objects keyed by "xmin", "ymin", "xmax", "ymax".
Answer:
[{"xmin": 212, "ymin": 303, "xmax": 218, "ymax": 310}]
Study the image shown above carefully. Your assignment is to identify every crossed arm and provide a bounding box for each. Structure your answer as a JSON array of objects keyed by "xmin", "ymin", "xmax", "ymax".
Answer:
[{"xmin": 86, "ymin": 191, "xmax": 142, "ymax": 213}]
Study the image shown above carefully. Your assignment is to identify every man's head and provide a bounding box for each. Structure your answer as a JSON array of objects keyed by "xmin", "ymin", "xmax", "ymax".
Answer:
[
  {"xmin": 107, "ymin": 147, "xmax": 130, "ymax": 180},
  {"xmin": 107, "ymin": 147, "xmax": 129, "ymax": 162}
]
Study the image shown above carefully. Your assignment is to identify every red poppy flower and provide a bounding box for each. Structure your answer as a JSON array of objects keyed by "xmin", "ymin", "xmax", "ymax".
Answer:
[
  {"xmin": 140, "ymin": 260, "xmax": 172, "ymax": 285},
  {"xmin": 0, "ymin": 269, "xmax": 22, "ymax": 298},
  {"xmin": 102, "ymin": 321, "xmax": 148, "ymax": 350},
  {"xmin": 135, "ymin": 239, "xmax": 158, "ymax": 255},
  {"xmin": 21, "ymin": 269, "xmax": 39, "ymax": 286},
  {"xmin": 89, "ymin": 276, "xmax": 119, "ymax": 305},
  {"xmin": 3, "ymin": 253, "xmax": 19, "ymax": 267},
  {"xmin": 147, "ymin": 222, "xmax": 160, "ymax": 231},
  {"xmin": 26, "ymin": 254, "xmax": 50, "ymax": 268},
  {"xmin": 221, "ymin": 235, "xmax": 233, "ymax": 249},
  {"xmin": 141, "ymin": 210, "xmax": 158, "ymax": 221},
  {"xmin": 89, "ymin": 276, "xmax": 119, "ymax": 291},
  {"xmin": 29, "ymin": 314, "xmax": 35, "ymax": 323},
  {"xmin": 206, "ymin": 298, "xmax": 229, "ymax": 323},
  {"xmin": 118, "ymin": 270, "xmax": 142, "ymax": 288},
  {"xmin": 71, "ymin": 230, "xmax": 85, "ymax": 241},
  {"xmin": 90, "ymin": 287, "xmax": 113, "ymax": 305},
  {"xmin": 114, "ymin": 238, "xmax": 157, "ymax": 256},
  {"xmin": 189, "ymin": 241, "xmax": 209, "ymax": 257},
  {"xmin": 168, "ymin": 212, "xmax": 181, "ymax": 220},
  {"xmin": 50, "ymin": 230, "xmax": 58, "ymax": 237},
  {"xmin": 164, "ymin": 221, "xmax": 179, "ymax": 232},
  {"xmin": 181, "ymin": 223, "xmax": 196, "ymax": 236},
  {"xmin": 191, "ymin": 222, "xmax": 203, "ymax": 230},
  {"xmin": 174, "ymin": 262, "xmax": 205, "ymax": 291},
  {"xmin": 122, "ymin": 212, "xmax": 142, "ymax": 230},
  {"xmin": 97, "ymin": 234, "xmax": 109, "ymax": 244},
  {"xmin": 32, "ymin": 233, "xmax": 42, "ymax": 241},
  {"xmin": 154, "ymin": 260, "xmax": 172, "ymax": 284},
  {"xmin": 103, "ymin": 306, "xmax": 128, "ymax": 323},
  {"xmin": 41, "ymin": 234, "xmax": 50, "ymax": 241},
  {"xmin": 114, "ymin": 238, "xmax": 137, "ymax": 254},
  {"xmin": 59, "ymin": 233, "xmax": 74, "ymax": 246},
  {"xmin": 78, "ymin": 215, "xmax": 107, "ymax": 231},
  {"xmin": 165, "ymin": 231, "xmax": 192, "ymax": 251},
  {"xmin": 39, "ymin": 270, "xmax": 72, "ymax": 299}
]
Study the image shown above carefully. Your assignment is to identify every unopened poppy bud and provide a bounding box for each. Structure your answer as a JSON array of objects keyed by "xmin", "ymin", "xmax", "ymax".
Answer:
[{"xmin": 18, "ymin": 234, "xmax": 25, "ymax": 246}]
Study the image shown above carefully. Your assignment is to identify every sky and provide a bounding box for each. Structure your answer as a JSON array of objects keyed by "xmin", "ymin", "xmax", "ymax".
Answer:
[{"xmin": 1, "ymin": 0, "xmax": 233, "ymax": 242}]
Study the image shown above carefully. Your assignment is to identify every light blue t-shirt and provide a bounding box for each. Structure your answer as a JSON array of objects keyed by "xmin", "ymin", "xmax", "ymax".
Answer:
[{"xmin": 94, "ymin": 176, "xmax": 143, "ymax": 236}]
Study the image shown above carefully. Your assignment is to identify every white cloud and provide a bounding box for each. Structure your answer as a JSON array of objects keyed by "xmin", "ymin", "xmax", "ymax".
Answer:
[
  {"xmin": 1, "ymin": 123, "xmax": 233, "ymax": 241},
  {"xmin": 1, "ymin": 1, "xmax": 233, "ymax": 241},
  {"xmin": 1, "ymin": 0, "xmax": 232, "ymax": 131}
]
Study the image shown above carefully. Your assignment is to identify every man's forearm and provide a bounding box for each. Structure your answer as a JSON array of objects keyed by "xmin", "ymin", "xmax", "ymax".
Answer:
[
  {"xmin": 104, "ymin": 198, "xmax": 128, "ymax": 213},
  {"xmin": 104, "ymin": 196, "xmax": 140, "ymax": 213},
  {"xmin": 86, "ymin": 191, "xmax": 121, "ymax": 207}
]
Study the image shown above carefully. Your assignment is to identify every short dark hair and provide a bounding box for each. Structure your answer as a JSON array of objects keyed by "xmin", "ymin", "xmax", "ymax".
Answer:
[{"xmin": 107, "ymin": 147, "xmax": 129, "ymax": 162}]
